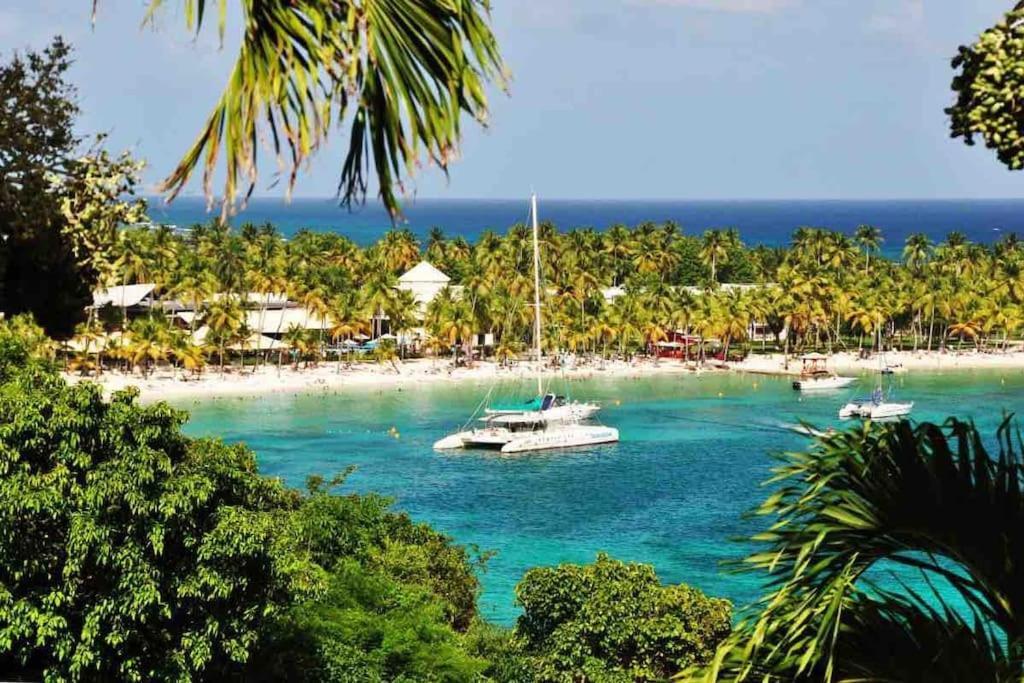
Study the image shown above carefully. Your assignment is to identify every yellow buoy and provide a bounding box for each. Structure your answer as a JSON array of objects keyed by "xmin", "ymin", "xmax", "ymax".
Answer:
[{"xmin": 718, "ymin": 392, "xmax": 724, "ymax": 398}]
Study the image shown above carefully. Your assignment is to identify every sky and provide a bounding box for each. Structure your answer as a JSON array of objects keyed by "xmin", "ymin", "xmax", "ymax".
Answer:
[{"xmin": 1, "ymin": 0, "xmax": 1021, "ymax": 201}]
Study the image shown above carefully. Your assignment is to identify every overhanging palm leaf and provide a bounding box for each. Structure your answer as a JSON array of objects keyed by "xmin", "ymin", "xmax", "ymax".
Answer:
[
  {"xmin": 137, "ymin": 0, "xmax": 505, "ymax": 217},
  {"xmin": 687, "ymin": 418, "xmax": 1024, "ymax": 682}
]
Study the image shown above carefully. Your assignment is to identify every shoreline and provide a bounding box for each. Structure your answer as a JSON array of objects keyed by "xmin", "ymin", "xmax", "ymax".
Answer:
[{"xmin": 62, "ymin": 350, "xmax": 1024, "ymax": 404}]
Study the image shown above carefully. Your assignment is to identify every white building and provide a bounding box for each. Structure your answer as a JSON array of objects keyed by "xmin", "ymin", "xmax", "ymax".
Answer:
[{"xmin": 397, "ymin": 261, "xmax": 451, "ymax": 315}]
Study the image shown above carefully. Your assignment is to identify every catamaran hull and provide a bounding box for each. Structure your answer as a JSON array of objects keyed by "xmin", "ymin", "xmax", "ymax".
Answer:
[
  {"xmin": 433, "ymin": 432, "xmax": 475, "ymax": 450},
  {"xmin": 500, "ymin": 426, "xmax": 620, "ymax": 454}
]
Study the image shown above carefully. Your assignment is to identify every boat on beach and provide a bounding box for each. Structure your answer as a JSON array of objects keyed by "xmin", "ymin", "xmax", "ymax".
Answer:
[
  {"xmin": 791, "ymin": 353, "xmax": 857, "ymax": 391},
  {"xmin": 434, "ymin": 195, "xmax": 619, "ymax": 454}
]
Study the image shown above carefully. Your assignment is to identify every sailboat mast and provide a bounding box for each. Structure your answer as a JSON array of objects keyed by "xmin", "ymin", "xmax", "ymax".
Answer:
[{"xmin": 531, "ymin": 194, "xmax": 543, "ymax": 397}]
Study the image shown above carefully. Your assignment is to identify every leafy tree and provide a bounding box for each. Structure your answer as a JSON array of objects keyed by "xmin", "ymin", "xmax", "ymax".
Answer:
[
  {"xmin": 515, "ymin": 553, "xmax": 732, "ymax": 682},
  {"xmin": 0, "ymin": 38, "xmax": 145, "ymax": 339},
  {"xmin": 247, "ymin": 475, "xmax": 493, "ymax": 681},
  {"xmin": 692, "ymin": 418, "xmax": 1024, "ymax": 682},
  {"xmin": 0, "ymin": 366, "xmax": 309, "ymax": 681},
  {"xmin": 948, "ymin": 3, "xmax": 1024, "ymax": 171}
]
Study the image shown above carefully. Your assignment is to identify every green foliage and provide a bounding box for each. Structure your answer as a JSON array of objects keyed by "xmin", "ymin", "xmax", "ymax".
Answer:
[
  {"xmin": 949, "ymin": 3, "xmax": 1024, "ymax": 171},
  {"xmin": 290, "ymin": 477, "xmax": 486, "ymax": 631},
  {"xmin": 0, "ymin": 365, "xmax": 306, "ymax": 681},
  {"xmin": 0, "ymin": 38, "xmax": 146, "ymax": 339},
  {"xmin": 691, "ymin": 418, "xmax": 1024, "ymax": 682},
  {"xmin": 128, "ymin": 0, "xmax": 505, "ymax": 218},
  {"xmin": 0, "ymin": 314, "xmax": 56, "ymax": 379},
  {"xmin": 249, "ymin": 560, "xmax": 489, "ymax": 683},
  {"xmin": 515, "ymin": 553, "xmax": 732, "ymax": 682}
]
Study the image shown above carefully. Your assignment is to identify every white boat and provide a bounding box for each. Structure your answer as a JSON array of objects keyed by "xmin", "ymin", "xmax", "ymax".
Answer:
[
  {"xmin": 792, "ymin": 353, "xmax": 857, "ymax": 391},
  {"xmin": 434, "ymin": 195, "xmax": 619, "ymax": 454},
  {"xmin": 860, "ymin": 400, "xmax": 913, "ymax": 419},
  {"xmin": 793, "ymin": 375, "xmax": 858, "ymax": 391}
]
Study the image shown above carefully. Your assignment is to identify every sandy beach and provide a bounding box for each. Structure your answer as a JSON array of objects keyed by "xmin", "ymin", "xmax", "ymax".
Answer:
[
  {"xmin": 63, "ymin": 348, "xmax": 1024, "ymax": 404},
  {"xmin": 64, "ymin": 358, "xmax": 707, "ymax": 403},
  {"xmin": 734, "ymin": 349, "xmax": 1024, "ymax": 376}
]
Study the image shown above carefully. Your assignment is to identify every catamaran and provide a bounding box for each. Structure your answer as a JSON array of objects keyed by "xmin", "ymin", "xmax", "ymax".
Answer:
[{"xmin": 433, "ymin": 195, "xmax": 619, "ymax": 454}]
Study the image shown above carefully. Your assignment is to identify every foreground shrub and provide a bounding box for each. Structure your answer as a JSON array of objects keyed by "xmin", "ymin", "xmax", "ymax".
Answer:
[
  {"xmin": 0, "ymin": 368, "xmax": 306, "ymax": 681},
  {"xmin": 515, "ymin": 553, "xmax": 732, "ymax": 682}
]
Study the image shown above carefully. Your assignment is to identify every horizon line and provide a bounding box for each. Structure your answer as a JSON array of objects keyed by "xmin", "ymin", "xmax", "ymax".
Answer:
[{"xmin": 147, "ymin": 195, "xmax": 1024, "ymax": 204}]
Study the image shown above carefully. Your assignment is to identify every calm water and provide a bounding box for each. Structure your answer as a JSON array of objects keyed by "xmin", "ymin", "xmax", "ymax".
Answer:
[
  {"xmin": 178, "ymin": 369, "xmax": 1024, "ymax": 624},
  {"xmin": 151, "ymin": 198, "xmax": 1024, "ymax": 258}
]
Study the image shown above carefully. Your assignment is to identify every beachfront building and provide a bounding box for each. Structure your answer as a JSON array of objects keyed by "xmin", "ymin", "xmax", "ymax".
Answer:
[
  {"xmin": 397, "ymin": 261, "xmax": 451, "ymax": 315},
  {"xmin": 91, "ymin": 284, "xmax": 159, "ymax": 321}
]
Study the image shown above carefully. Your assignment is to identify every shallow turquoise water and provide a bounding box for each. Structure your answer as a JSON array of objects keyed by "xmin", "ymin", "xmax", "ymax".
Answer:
[{"xmin": 177, "ymin": 368, "xmax": 1024, "ymax": 624}]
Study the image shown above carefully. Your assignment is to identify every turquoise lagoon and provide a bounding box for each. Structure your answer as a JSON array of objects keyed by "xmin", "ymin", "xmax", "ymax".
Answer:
[{"xmin": 179, "ymin": 369, "xmax": 1024, "ymax": 624}]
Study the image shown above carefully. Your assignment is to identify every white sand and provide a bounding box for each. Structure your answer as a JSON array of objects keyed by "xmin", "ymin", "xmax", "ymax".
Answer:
[
  {"xmin": 64, "ymin": 358, "xmax": 706, "ymax": 403},
  {"xmin": 65, "ymin": 349, "xmax": 1024, "ymax": 404},
  {"xmin": 735, "ymin": 349, "xmax": 1024, "ymax": 376}
]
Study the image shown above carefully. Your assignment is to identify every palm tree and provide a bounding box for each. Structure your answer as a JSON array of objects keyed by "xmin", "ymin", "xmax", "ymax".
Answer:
[
  {"xmin": 854, "ymin": 224, "xmax": 882, "ymax": 273},
  {"xmin": 203, "ymin": 298, "xmax": 244, "ymax": 373},
  {"xmin": 903, "ymin": 233, "xmax": 932, "ymax": 273},
  {"xmin": 142, "ymin": 0, "xmax": 505, "ymax": 218},
  {"xmin": 700, "ymin": 229, "xmax": 736, "ymax": 285},
  {"xmin": 690, "ymin": 418, "xmax": 1024, "ymax": 683},
  {"xmin": 127, "ymin": 316, "xmax": 169, "ymax": 376}
]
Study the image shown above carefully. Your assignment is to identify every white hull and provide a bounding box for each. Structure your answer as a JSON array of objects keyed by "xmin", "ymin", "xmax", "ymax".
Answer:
[
  {"xmin": 863, "ymin": 402, "xmax": 913, "ymax": 419},
  {"xmin": 500, "ymin": 425, "xmax": 620, "ymax": 454},
  {"xmin": 793, "ymin": 376, "xmax": 857, "ymax": 391},
  {"xmin": 839, "ymin": 400, "xmax": 913, "ymax": 420},
  {"xmin": 434, "ymin": 425, "xmax": 620, "ymax": 453}
]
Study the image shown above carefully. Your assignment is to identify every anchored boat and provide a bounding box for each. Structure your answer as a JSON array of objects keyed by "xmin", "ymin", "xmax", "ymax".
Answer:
[
  {"xmin": 792, "ymin": 353, "xmax": 857, "ymax": 391},
  {"xmin": 434, "ymin": 195, "xmax": 619, "ymax": 454}
]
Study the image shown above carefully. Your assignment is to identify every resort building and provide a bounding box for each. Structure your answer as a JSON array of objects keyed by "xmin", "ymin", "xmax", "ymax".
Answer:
[
  {"xmin": 91, "ymin": 284, "xmax": 158, "ymax": 318},
  {"xmin": 397, "ymin": 261, "xmax": 452, "ymax": 315}
]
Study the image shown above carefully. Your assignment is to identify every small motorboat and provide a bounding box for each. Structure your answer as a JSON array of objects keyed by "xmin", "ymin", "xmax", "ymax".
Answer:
[
  {"xmin": 792, "ymin": 353, "xmax": 857, "ymax": 391},
  {"xmin": 839, "ymin": 389, "xmax": 913, "ymax": 420}
]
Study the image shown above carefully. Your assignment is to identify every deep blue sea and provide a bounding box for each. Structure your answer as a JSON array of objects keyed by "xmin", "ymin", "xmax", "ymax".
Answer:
[
  {"xmin": 151, "ymin": 197, "xmax": 1024, "ymax": 258},
  {"xmin": 178, "ymin": 369, "xmax": 1024, "ymax": 625}
]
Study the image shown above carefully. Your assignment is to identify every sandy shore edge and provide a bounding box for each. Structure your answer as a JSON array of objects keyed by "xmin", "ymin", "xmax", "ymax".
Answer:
[{"xmin": 63, "ymin": 350, "xmax": 1024, "ymax": 404}]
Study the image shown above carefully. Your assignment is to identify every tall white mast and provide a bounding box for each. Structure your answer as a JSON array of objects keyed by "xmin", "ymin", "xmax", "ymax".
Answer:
[{"xmin": 531, "ymin": 193, "xmax": 543, "ymax": 397}]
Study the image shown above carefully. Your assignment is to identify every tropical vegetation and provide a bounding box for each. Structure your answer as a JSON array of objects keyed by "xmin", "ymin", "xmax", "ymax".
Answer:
[
  {"xmin": 0, "ymin": 317, "xmax": 732, "ymax": 682},
  {"xmin": 688, "ymin": 417, "xmax": 1024, "ymax": 682},
  {"xmin": 82, "ymin": 219, "xmax": 1024, "ymax": 377},
  {"xmin": 116, "ymin": 0, "xmax": 506, "ymax": 218}
]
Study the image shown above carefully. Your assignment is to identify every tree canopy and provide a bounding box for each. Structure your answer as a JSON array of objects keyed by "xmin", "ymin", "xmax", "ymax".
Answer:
[
  {"xmin": 948, "ymin": 2, "xmax": 1024, "ymax": 171},
  {"xmin": 515, "ymin": 553, "xmax": 732, "ymax": 681},
  {"xmin": 0, "ymin": 38, "xmax": 145, "ymax": 339}
]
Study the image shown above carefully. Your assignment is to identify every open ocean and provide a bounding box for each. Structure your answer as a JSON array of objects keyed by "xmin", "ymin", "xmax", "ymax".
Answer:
[
  {"xmin": 151, "ymin": 197, "xmax": 1024, "ymax": 258},
  {"xmin": 179, "ymin": 369, "xmax": 1024, "ymax": 624}
]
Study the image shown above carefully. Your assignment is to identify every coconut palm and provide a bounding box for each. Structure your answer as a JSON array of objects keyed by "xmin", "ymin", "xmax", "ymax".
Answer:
[
  {"xmin": 700, "ymin": 229, "xmax": 737, "ymax": 285},
  {"xmin": 139, "ymin": 0, "xmax": 505, "ymax": 218},
  {"xmin": 690, "ymin": 417, "xmax": 1024, "ymax": 683},
  {"xmin": 854, "ymin": 224, "xmax": 882, "ymax": 273}
]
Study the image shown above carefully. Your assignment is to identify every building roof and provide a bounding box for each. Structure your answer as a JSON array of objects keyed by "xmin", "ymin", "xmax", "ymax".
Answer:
[
  {"xmin": 398, "ymin": 261, "xmax": 450, "ymax": 284},
  {"xmin": 246, "ymin": 308, "xmax": 330, "ymax": 334},
  {"xmin": 92, "ymin": 284, "xmax": 156, "ymax": 308}
]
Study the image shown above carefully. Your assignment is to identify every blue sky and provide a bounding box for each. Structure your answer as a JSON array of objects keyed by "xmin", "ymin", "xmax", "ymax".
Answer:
[{"xmin": 1, "ymin": 1, "xmax": 1021, "ymax": 200}]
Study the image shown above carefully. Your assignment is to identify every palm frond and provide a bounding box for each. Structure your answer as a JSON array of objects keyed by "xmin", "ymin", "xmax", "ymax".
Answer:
[
  {"xmin": 143, "ymin": 0, "xmax": 505, "ymax": 218},
  {"xmin": 687, "ymin": 417, "xmax": 1024, "ymax": 682}
]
